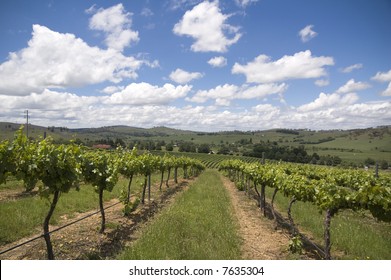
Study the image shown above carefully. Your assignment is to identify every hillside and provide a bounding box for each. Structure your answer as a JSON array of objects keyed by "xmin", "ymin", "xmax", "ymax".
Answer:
[{"xmin": 1, "ymin": 122, "xmax": 390, "ymax": 165}]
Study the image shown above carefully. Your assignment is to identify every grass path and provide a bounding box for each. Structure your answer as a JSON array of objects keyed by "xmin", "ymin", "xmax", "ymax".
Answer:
[{"xmin": 118, "ymin": 169, "xmax": 241, "ymax": 260}]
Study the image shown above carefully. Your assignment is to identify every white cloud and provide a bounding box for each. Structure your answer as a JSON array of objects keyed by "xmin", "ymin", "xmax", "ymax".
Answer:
[
  {"xmin": 379, "ymin": 82, "xmax": 391, "ymax": 96},
  {"xmin": 188, "ymin": 83, "xmax": 287, "ymax": 106},
  {"xmin": 207, "ymin": 56, "xmax": 227, "ymax": 67},
  {"xmin": 89, "ymin": 3, "xmax": 139, "ymax": 51},
  {"xmin": 232, "ymin": 50, "xmax": 334, "ymax": 83},
  {"xmin": 336, "ymin": 79, "xmax": 371, "ymax": 94},
  {"xmin": 0, "ymin": 25, "xmax": 147, "ymax": 96},
  {"xmin": 297, "ymin": 92, "xmax": 359, "ymax": 112},
  {"xmin": 235, "ymin": 0, "xmax": 259, "ymax": 8},
  {"xmin": 0, "ymin": 89, "xmax": 99, "ymax": 111},
  {"xmin": 299, "ymin": 25, "xmax": 317, "ymax": 42},
  {"xmin": 315, "ymin": 79, "xmax": 329, "ymax": 87},
  {"xmin": 1, "ymin": 89, "xmax": 389, "ymax": 131},
  {"xmin": 169, "ymin": 68, "xmax": 204, "ymax": 84},
  {"xmin": 341, "ymin": 63, "xmax": 363, "ymax": 73},
  {"xmin": 173, "ymin": 1, "xmax": 242, "ymax": 52},
  {"xmin": 371, "ymin": 69, "xmax": 391, "ymax": 96},
  {"xmin": 100, "ymin": 85, "xmax": 125, "ymax": 94},
  {"xmin": 372, "ymin": 69, "xmax": 391, "ymax": 82},
  {"xmin": 104, "ymin": 82, "xmax": 192, "ymax": 105}
]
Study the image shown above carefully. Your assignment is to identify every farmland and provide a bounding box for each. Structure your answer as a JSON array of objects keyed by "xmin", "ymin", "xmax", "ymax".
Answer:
[
  {"xmin": 1, "ymin": 122, "xmax": 390, "ymax": 166},
  {"xmin": 0, "ymin": 124, "xmax": 390, "ymax": 260}
]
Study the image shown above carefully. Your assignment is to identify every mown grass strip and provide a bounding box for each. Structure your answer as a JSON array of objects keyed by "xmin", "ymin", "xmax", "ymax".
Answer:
[{"xmin": 118, "ymin": 169, "xmax": 241, "ymax": 260}]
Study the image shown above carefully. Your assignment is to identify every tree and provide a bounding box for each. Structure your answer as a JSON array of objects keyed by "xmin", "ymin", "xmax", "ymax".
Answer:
[
  {"xmin": 165, "ymin": 143, "xmax": 174, "ymax": 151},
  {"xmin": 217, "ymin": 145, "xmax": 230, "ymax": 155},
  {"xmin": 364, "ymin": 157, "xmax": 376, "ymax": 166},
  {"xmin": 380, "ymin": 160, "xmax": 389, "ymax": 170},
  {"xmin": 198, "ymin": 143, "xmax": 210, "ymax": 154}
]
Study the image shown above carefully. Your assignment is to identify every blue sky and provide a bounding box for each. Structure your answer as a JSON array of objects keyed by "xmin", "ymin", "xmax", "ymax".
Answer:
[{"xmin": 0, "ymin": 0, "xmax": 390, "ymax": 131}]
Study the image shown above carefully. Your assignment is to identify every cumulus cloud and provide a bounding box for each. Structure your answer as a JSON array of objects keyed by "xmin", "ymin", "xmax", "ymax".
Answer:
[
  {"xmin": 341, "ymin": 63, "xmax": 363, "ymax": 73},
  {"xmin": 372, "ymin": 69, "xmax": 391, "ymax": 82},
  {"xmin": 207, "ymin": 56, "xmax": 227, "ymax": 67},
  {"xmin": 232, "ymin": 50, "xmax": 334, "ymax": 83},
  {"xmin": 336, "ymin": 79, "xmax": 371, "ymax": 94},
  {"xmin": 299, "ymin": 25, "xmax": 317, "ymax": 42},
  {"xmin": 100, "ymin": 85, "xmax": 125, "ymax": 94},
  {"xmin": 173, "ymin": 1, "xmax": 242, "ymax": 52},
  {"xmin": 188, "ymin": 83, "xmax": 287, "ymax": 106},
  {"xmin": 371, "ymin": 69, "xmax": 391, "ymax": 96},
  {"xmin": 1, "ymin": 89, "xmax": 389, "ymax": 131},
  {"xmin": 297, "ymin": 92, "xmax": 359, "ymax": 112},
  {"xmin": 169, "ymin": 68, "xmax": 204, "ymax": 84},
  {"xmin": 0, "ymin": 89, "xmax": 99, "ymax": 112},
  {"xmin": 0, "ymin": 25, "xmax": 147, "ymax": 96},
  {"xmin": 104, "ymin": 82, "xmax": 192, "ymax": 105},
  {"xmin": 379, "ymin": 83, "xmax": 391, "ymax": 96},
  {"xmin": 89, "ymin": 3, "xmax": 139, "ymax": 51}
]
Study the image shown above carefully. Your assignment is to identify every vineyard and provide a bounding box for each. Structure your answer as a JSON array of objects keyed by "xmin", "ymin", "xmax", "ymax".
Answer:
[
  {"xmin": 219, "ymin": 159, "xmax": 391, "ymax": 259},
  {"xmin": 152, "ymin": 150, "xmax": 260, "ymax": 169},
  {"xmin": 1, "ymin": 128, "xmax": 391, "ymax": 260},
  {"xmin": 0, "ymin": 128, "xmax": 205, "ymax": 259}
]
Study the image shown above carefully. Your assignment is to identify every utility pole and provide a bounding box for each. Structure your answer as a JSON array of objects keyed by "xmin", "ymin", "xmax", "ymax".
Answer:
[{"xmin": 24, "ymin": 109, "xmax": 29, "ymax": 139}]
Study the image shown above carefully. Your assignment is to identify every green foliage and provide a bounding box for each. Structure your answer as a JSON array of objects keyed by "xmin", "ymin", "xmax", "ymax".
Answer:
[
  {"xmin": 288, "ymin": 235, "xmax": 303, "ymax": 254},
  {"xmin": 122, "ymin": 198, "xmax": 140, "ymax": 216},
  {"xmin": 35, "ymin": 140, "xmax": 81, "ymax": 196},
  {"xmin": 10, "ymin": 127, "xmax": 39, "ymax": 191},
  {"xmin": 80, "ymin": 150, "xmax": 119, "ymax": 192}
]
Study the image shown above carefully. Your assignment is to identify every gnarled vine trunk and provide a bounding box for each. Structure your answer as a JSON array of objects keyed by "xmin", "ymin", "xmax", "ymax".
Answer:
[{"xmin": 43, "ymin": 190, "xmax": 60, "ymax": 260}]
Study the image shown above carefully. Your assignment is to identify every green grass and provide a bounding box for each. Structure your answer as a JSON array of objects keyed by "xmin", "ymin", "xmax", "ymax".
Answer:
[
  {"xmin": 0, "ymin": 171, "xmax": 177, "ymax": 246},
  {"xmin": 118, "ymin": 169, "xmax": 241, "ymax": 260},
  {"xmin": 265, "ymin": 187, "xmax": 391, "ymax": 259}
]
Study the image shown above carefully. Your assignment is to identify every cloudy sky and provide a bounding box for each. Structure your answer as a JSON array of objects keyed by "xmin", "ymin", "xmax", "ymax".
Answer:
[{"xmin": 0, "ymin": 0, "xmax": 390, "ymax": 131}]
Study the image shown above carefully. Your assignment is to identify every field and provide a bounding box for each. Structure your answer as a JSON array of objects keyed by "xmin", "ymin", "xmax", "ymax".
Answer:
[
  {"xmin": 1, "ymin": 122, "xmax": 390, "ymax": 165},
  {"xmin": 0, "ymin": 125, "xmax": 390, "ymax": 260}
]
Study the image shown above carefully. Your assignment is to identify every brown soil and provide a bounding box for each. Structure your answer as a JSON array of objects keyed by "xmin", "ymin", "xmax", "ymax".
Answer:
[
  {"xmin": 0, "ymin": 179, "xmax": 191, "ymax": 260},
  {"xmin": 220, "ymin": 175, "xmax": 306, "ymax": 260},
  {"xmin": 0, "ymin": 188, "xmax": 39, "ymax": 202}
]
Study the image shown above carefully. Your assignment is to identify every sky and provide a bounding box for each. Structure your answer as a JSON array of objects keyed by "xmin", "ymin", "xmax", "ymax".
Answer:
[{"xmin": 0, "ymin": 0, "xmax": 390, "ymax": 131}]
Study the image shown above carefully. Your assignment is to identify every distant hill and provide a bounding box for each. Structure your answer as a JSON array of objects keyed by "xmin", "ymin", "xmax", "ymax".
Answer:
[
  {"xmin": 0, "ymin": 122, "xmax": 198, "ymax": 142},
  {"xmin": 1, "ymin": 122, "xmax": 390, "ymax": 165}
]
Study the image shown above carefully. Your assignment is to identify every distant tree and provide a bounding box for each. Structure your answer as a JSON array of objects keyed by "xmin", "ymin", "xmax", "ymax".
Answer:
[
  {"xmin": 217, "ymin": 145, "xmax": 230, "ymax": 155},
  {"xmin": 165, "ymin": 143, "xmax": 174, "ymax": 151},
  {"xmin": 198, "ymin": 143, "xmax": 210, "ymax": 154},
  {"xmin": 364, "ymin": 158, "xmax": 376, "ymax": 166},
  {"xmin": 178, "ymin": 141, "xmax": 196, "ymax": 152},
  {"xmin": 114, "ymin": 138, "xmax": 126, "ymax": 147},
  {"xmin": 380, "ymin": 160, "xmax": 389, "ymax": 170}
]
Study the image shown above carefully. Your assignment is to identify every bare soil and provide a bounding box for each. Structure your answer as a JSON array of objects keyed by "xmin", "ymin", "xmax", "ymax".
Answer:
[{"xmin": 220, "ymin": 175, "xmax": 315, "ymax": 260}]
